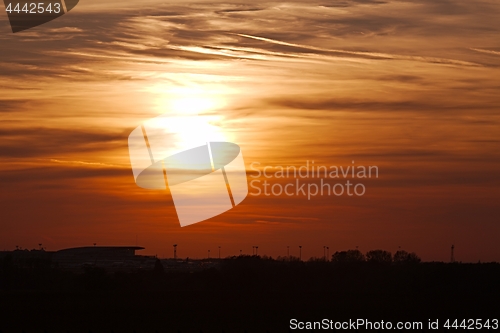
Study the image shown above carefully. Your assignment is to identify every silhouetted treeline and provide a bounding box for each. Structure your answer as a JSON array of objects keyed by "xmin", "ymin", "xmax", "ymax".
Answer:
[
  {"xmin": 1, "ymin": 254, "xmax": 499, "ymax": 332},
  {"xmin": 328, "ymin": 249, "xmax": 421, "ymax": 263},
  {"xmin": 0, "ymin": 252, "xmax": 498, "ymax": 292}
]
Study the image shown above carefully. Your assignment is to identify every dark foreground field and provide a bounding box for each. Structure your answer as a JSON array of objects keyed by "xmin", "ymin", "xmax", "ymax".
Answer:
[{"xmin": 1, "ymin": 256, "xmax": 499, "ymax": 332}]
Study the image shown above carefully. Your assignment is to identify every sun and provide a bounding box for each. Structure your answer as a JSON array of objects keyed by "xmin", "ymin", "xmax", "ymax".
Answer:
[
  {"xmin": 150, "ymin": 85, "xmax": 227, "ymax": 116},
  {"xmin": 140, "ymin": 85, "xmax": 235, "ymax": 161}
]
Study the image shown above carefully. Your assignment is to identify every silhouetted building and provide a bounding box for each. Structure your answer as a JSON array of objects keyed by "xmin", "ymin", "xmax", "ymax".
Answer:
[{"xmin": 52, "ymin": 246, "xmax": 152, "ymax": 271}]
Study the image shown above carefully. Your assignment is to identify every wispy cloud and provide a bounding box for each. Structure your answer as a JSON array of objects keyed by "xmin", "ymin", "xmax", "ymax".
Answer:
[{"xmin": 0, "ymin": 127, "xmax": 127, "ymax": 158}]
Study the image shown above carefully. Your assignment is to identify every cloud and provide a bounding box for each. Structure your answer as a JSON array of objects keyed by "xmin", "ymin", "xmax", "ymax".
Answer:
[
  {"xmin": 1, "ymin": 0, "xmax": 498, "ymax": 86},
  {"xmin": 0, "ymin": 127, "xmax": 128, "ymax": 158},
  {"xmin": 266, "ymin": 97, "xmax": 499, "ymax": 113},
  {"xmin": 0, "ymin": 100, "xmax": 34, "ymax": 112},
  {"xmin": 0, "ymin": 165, "xmax": 129, "ymax": 185},
  {"xmin": 215, "ymin": 5, "xmax": 266, "ymax": 14}
]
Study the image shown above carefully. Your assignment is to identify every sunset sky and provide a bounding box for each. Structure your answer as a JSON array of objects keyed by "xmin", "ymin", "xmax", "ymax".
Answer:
[{"xmin": 1, "ymin": 0, "xmax": 499, "ymax": 262}]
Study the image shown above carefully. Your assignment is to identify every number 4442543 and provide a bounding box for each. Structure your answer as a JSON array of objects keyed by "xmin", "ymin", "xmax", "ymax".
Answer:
[
  {"xmin": 444, "ymin": 319, "xmax": 499, "ymax": 330},
  {"xmin": 5, "ymin": 3, "xmax": 62, "ymax": 14}
]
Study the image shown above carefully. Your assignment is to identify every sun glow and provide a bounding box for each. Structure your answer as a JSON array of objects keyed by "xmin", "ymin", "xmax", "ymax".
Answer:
[
  {"xmin": 139, "ymin": 84, "xmax": 235, "ymax": 158},
  {"xmin": 149, "ymin": 85, "xmax": 228, "ymax": 116},
  {"xmin": 146, "ymin": 114, "xmax": 228, "ymax": 155}
]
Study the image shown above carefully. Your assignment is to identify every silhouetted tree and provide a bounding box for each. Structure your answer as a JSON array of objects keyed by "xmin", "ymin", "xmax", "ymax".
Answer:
[
  {"xmin": 394, "ymin": 250, "xmax": 421, "ymax": 264},
  {"xmin": 307, "ymin": 257, "xmax": 326, "ymax": 262},
  {"xmin": 331, "ymin": 249, "xmax": 365, "ymax": 263},
  {"xmin": 366, "ymin": 250, "xmax": 392, "ymax": 263},
  {"xmin": 154, "ymin": 259, "xmax": 165, "ymax": 275}
]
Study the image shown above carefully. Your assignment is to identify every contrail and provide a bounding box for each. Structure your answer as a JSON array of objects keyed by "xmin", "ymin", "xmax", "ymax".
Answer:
[
  {"xmin": 470, "ymin": 48, "xmax": 500, "ymax": 56},
  {"xmin": 235, "ymin": 33, "xmax": 479, "ymax": 66}
]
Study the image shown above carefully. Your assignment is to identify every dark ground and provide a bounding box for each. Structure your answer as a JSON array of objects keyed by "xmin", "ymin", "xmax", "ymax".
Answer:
[{"xmin": 0, "ymin": 256, "xmax": 499, "ymax": 332}]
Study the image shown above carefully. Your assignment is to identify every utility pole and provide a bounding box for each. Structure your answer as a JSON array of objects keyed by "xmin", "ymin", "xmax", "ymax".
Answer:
[
  {"xmin": 173, "ymin": 244, "xmax": 177, "ymax": 260},
  {"xmin": 299, "ymin": 245, "xmax": 302, "ymax": 261},
  {"xmin": 451, "ymin": 244, "xmax": 455, "ymax": 263},
  {"xmin": 255, "ymin": 246, "xmax": 258, "ymax": 256},
  {"xmin": 326, "ymin": 247, "xmax": 329, "ymax": 260}
]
